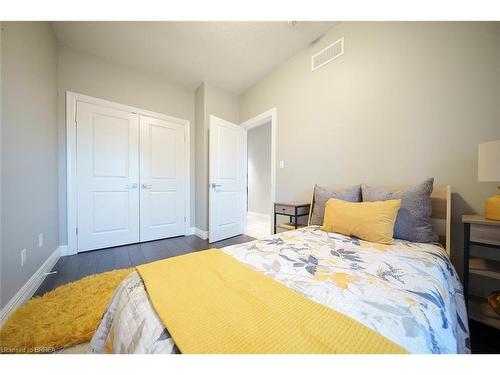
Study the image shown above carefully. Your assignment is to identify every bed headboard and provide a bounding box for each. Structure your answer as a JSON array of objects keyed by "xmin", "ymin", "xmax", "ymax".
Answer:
[
  {"xmin": 308, "ymin": 185, "xmax": 451, "ymax": 255},
  {"xmin": 430, "ymin": 185, "xmax": 452, "ymax": 255}
]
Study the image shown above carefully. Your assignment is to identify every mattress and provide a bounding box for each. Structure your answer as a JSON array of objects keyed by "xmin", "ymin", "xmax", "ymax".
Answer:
[{"xmin": 88, "ymin": 226, "xmax": 470, "ymax": 354}]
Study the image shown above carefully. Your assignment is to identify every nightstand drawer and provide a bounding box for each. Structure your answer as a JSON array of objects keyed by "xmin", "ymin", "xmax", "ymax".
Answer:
[
  {"xmin": 275, "ymin": 204, "xmax": 294, "ymax": 215},
  {"xmin": 274, "ymin": 204, "xmax": 309, "ymax": 216},
  {"xmin": 462, "ymin": 214, "xmax": 500, "ymax": 329},
  {"xmin": 471, "ymin": 223, "xmax": 500, "ymax": 246}
]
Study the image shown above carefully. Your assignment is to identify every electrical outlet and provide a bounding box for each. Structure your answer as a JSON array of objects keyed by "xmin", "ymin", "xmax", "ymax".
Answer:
[
  {"xmin": 38, "ymin": 233, "xmax": 44, "ymax": 248},
  {"xmin": 21, "ymin": 249, "xmax": 27, "ymax": 267}
]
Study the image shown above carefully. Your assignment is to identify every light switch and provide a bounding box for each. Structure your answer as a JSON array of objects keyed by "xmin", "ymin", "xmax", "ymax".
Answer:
[{"xmin": 279, "ymin": 160, "xmax": 285, "ymax": 169}]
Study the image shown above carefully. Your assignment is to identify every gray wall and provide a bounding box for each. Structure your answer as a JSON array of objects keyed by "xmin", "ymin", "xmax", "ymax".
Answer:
[
  {"xmin": 57, "ymin": 44, "xmax": 196, "ymax": 244},
  {"xmin": 194, "ymin": 83, "xmax": 206, "ymax": 231},
  {"xmin": 1, "ymin": 22, "xmax": 59, "ymax": 309},
  {"xmin": 247, "ymin": 122, "xmax": 272, "ymax": 215},
  {"xmin": 240, "ymin": 22, "xmax": 500, "ymax": 273},
  {"xmin": 194, "ymin": 82, "xmax": 239, "ymax": 231}
]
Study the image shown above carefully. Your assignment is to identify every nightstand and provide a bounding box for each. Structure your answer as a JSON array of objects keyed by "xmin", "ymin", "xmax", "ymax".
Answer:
[
  {"xmin": 273, "ymin": 202, "xmax": 310, "ymax": 234},
  {"xmin": 462, "ymin": 215, "xmax": 500, "ymax": 329}
]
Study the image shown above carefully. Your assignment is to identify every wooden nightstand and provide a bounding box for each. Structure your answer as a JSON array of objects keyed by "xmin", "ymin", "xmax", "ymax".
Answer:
[
  {"xmin": 273, "ymin": 202, "xmax": 310, "ymax": 234},
  {"xmin": 462, "ymin": 215, "xmax": 500, "ymax": 329}
]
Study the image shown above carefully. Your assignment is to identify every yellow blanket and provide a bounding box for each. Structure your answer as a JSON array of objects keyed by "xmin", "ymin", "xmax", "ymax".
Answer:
[{"xmin": 137, "ymin": 249, "xmax": 407, "ymax": 354}]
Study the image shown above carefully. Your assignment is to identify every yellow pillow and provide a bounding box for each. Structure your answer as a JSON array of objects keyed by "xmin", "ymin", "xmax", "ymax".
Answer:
[{"xmin": 321, "ymin": 198, "xmax": 401, "ymax": 244}]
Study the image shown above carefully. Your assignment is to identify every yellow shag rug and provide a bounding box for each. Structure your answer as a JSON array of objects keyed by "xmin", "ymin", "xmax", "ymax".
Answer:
[{"xmin": 0, "ymin": 268, "xmax": 133, "ymax": 353}]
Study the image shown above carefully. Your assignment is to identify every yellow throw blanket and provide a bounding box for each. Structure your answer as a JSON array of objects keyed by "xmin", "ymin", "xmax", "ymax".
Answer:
[{"xmin": 137, "ymin": 249, "xmax": 407, "ymax": 354}]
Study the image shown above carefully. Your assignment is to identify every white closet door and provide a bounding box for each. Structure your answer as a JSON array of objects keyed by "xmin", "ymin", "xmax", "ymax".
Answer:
[
  {"xmin": 140, "ymin": 115, "xmax": 186, "ymax": 242},
  {"xmin": 76, "ymin": 101, "xmax": 140, "ymax": 252}
]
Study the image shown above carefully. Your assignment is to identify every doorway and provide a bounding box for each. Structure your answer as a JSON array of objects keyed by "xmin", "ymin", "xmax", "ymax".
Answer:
[
  {"xmin": 207, "ymin": 109, "xmax": 276, "ymax": 243},
  {"xmin": 246, "ymin": 121, "xmax": 272, "ymax": 239},
  {"xmin": 241, "ymin": 108, "xmax": 277, "ymax": 239}
]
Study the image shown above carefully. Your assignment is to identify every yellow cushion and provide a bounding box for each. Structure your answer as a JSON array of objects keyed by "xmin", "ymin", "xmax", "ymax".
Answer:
[{"xmin": 321, "ymin": 198, "xmax": 401, "ymax": 244}]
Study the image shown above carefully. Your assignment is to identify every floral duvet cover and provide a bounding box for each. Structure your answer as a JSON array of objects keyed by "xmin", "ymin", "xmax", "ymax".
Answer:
[{"xmin": 89, "ymin": 226, "xmax": 469, "ymax": 354}]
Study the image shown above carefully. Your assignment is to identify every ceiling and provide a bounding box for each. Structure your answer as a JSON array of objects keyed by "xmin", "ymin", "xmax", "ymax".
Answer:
[{"xmin": 52, "ymin": 21, "xmax": 335, "ymax": 93}]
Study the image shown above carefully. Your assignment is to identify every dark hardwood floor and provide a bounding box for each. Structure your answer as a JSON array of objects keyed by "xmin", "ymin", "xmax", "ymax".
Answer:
[
  {"xmin": 33, "ymin": 234, "xmax": 255, "ymax": 297},
  {"xmin": 32, "ymin": 233, "xmax": 498, "ymax": 354}
]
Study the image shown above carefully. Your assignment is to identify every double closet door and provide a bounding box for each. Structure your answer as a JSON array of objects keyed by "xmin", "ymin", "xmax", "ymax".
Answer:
[{"xmin": 76, "ymin": 101, "xmax": 186, "ymax": 252}]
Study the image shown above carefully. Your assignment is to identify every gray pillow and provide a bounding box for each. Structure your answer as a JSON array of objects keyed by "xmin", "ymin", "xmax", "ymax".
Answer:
[
  {"xmin": 310, "ymin": 184, "xmax": 361, "ymax": 225},
  {"xmin": 361, "ymin": 178, "xmax": 436, "ymax": 243}
]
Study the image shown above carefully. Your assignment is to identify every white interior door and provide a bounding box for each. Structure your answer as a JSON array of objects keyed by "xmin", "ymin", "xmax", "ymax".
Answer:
[
  {"xmin": 140, "ymin": 115, "xmax": 186, "ymax": 241},
  {"xmin": 76, "ymin": 101, "xmax": 140, "ymax": 252},
  {"xmin": 209, "ymin": 115, "xmax": 247, "ymax": 243}
]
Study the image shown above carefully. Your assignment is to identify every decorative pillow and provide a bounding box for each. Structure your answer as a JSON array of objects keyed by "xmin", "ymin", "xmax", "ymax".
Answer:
[
  {"xmin": 310, "ymin": 184, "xmax": 361, "ymax": 225},
  {"xmin": 321, "ymin": 198, "xmax": 401, "ymax": 244},
  {"xmin": 361, "ymin": 178, "xmax": 436, "ymax": 243}
]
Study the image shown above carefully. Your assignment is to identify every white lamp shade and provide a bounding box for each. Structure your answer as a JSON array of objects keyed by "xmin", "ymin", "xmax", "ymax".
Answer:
[{"xmin": 478, "ymin": 140, "xmax": 500, "ymax": 182}]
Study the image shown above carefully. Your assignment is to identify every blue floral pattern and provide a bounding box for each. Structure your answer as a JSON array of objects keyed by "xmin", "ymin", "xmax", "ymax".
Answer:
[{"xmin": 223, "ymin": 226, "xmax": 470, "ymax": 354}]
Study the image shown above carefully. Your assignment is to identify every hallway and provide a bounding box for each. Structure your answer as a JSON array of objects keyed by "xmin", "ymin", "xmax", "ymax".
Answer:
[{"xmin": 245, "ymin": 211, "xmax": 271, "ymax": 239}]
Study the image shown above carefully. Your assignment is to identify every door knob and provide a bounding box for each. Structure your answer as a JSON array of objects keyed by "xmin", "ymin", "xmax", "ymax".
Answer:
[
  {"xmin": 142, "ymin": 183, "xmax": 152, "ymax": 189},
  {"xmin": 125, "ymin": 183, "xmax": 138, "ymax": 189},
  {"xmin": 210, "ymin": 183, "xmax": 222, "ymax": 188}
]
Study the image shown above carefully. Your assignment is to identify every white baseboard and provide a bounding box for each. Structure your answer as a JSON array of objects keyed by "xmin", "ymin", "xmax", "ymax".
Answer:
[
  {"xmin": 0, "ymin": 246, "xmax": 61, "ymax": 327},
  {"xmin": 59, "ymin": 245, "xmax": 73, "ymax": 256},
  {"xmin": 187, "ymin": 227, "xmax": 195, "ymax": 235},
  {"xmin": 194, "ymin": 227, "xmax": 208, "ymax": 240},
  {"xmin": 60, "ymin": 244, "xmax": 77, "ymax": 256}
]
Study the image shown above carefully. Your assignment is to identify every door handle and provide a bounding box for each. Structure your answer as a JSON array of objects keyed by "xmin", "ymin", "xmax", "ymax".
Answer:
[
  {"xmin": 210, "ymin": 183, "xmax": 222, "ymax": 189},
  {"xmin": 125, "ymin": 183, "xmax": 138, "ymax": 189},
  {"xmin": 142, "ymin": 183, "xmax": 152, "ymax": 189}
]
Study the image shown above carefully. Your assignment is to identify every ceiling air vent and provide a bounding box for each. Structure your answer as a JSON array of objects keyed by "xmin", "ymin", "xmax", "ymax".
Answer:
[{"xmin": 311, "ymin": 37, "xmax": 344, "ymax": 71}]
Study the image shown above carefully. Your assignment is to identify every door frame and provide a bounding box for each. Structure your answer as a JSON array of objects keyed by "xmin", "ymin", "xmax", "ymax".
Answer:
[
  {"xmin": 66, "ymin": 91, "xmax": 191, "ymax": 255},
  {"xmin": 240, "ymin": 108, "xmax": 277, "ymax": 234}
]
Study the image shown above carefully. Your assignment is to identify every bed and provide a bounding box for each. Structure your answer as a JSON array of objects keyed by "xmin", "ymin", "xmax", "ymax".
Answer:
[{"xmin": 88, "ymin": 185, "xmax": 470, "ymax": 354}]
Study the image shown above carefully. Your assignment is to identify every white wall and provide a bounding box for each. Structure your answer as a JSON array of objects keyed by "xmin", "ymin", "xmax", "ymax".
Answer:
[
  {"xmin": 1, "ymin": 22, "xmax": 59, "ymax": 309},
  {"xmin": 57, "ymin": 44, "xmax": 196, "ymax": 244},
  {"xmin": 247, "ymin": 122, "xmax": 272, "ymax": 215},
  {"xmin": 194, "ymin": 82, "xmax": 239, "ymax": 232},
  {"xmin": 240, "ymin": 22, "xmax": 500, "ymax": 271}
]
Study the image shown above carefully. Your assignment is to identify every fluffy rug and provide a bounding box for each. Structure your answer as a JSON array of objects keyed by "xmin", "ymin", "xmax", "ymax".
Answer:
[{"xmin": 0, "ymin": 268, "xmax": 133, "ymax": 353}]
